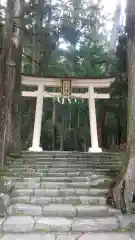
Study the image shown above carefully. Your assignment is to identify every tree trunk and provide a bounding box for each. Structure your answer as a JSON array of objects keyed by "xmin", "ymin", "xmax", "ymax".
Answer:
[
  {"xmin": 32, "ymin": 0, "xmax": 45, "ymax": 76},
  {"xmin": 60, "ymin": 117, "xmax": 64, "ymax": 151},
  {"xmin": 0, "ymin": 0, "xmax": 14, "ymax": 168},
  {"xmin": 124, "ymin": 12, "xmax": 135, "ymax": 213},
  {"xmin": 11, "ymin": 0, "xmax": 24, "ymax": 151},
  {"xmin": 116, "ymin": 114, "xmax": 122, "ymax": 147},
  {"xmin": 98, "ymin": 107, "xmax": 106, "ymax": 148},
  {"xmin": 113, "ymin": 0, "xmax": 135, "ymax": 213},
  {"xmin": 0, "ymin": 0, "xmax": 27, "ymax": 166},
  {"xmin": 60, "ymin": 104, "xmax": 65, "ymax": 151}
]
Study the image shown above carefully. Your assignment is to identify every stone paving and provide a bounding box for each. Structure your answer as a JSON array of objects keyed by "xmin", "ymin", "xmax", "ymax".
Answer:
[
  {"xmin": 0, "ymin": 233, "xmax": 135, "ymax": 240},
  {"xmin": 1, "ymin": 152, "xmax": 134, "ymax": 239},
  {"xmin": 0, "ymin": 215, "xmax": 121, "ymax": 233}
]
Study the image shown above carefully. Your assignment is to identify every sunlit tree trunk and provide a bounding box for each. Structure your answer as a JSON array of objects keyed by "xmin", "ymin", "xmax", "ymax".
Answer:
[
  {"xmin": 113, "ymin": 0, "xmax": 135, "ymax": 213},
  {"xmin": 123, "ymin": 0, "xmax": 135, "ymax": 212}
]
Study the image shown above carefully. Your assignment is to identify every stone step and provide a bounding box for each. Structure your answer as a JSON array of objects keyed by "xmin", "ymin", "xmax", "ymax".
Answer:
[
  {"xmin": 22, "ymin": 153, "xmax": 107, "ymax": 156},
  {"xmin": 9, "ymin": 158, "xmax": 122, "ymax": 163},
  {"xmin": 4, "ymin": 152, "xmax": 125, "ymax": 236},
  {"xmin": 11, "ymin": 195, "xmax": 106, "ymax": 205},
  {"xmin": 2, "ymin": 171, "xmax": 111, "ymax": 179},
  {"xmin": 20, "ymin": 159, "xmax": 118, "ymax": 164},
  {"xmin": 21, "ymin": 161, "xmax": 120, "ymax": 166},
  {"xmin": 1, "ymin": 172, "xmax": 104, "ymax": 178},
  {"xmin": 14, "ymin": 175, "xmax": 110, "ymax": 182},
  {"xmin": 12, "ymin": 181, "xmax": 111, "ymax": 190},
  {"xmin": 12, "ymin": 176, "xmax": 110, "ymax": 184},
  {"xmin": 6, "ymin": 169, "xmax": 120, "ymax": 176},
  {"xmin": 13, "ymin": 157, "xmax": 121, "ymax": 162},
  {"xmin": 5, "ymin": 169, "xmax": 120, "ymax": 177},
  {"xmin": 0, "ymin": 233, "xmax": 133, "ymax": 240},
  {"xmin": 21, "ymin": 157, "xmax": 113, "ymax": 162},
  {"xmin": 3, "ymin": 173, "xmax": 104, "ymax": 181},
  {"xmin": 10, "ymin": 161, "xmax": 121, "ymax": 167},
  {"xmin": 11, "ymin": 188, "xmax": 108, "ymax": 198},
  {"xmin": 7, "ymin": 204, "xmax": 116, "ymax": 218},
  {"xmin": 12, "ymin": 180, "xmax": 110, "ymax": 189},
  {"xmin": 22, "ymin": 151, "xmax": 121, "ymax": 156},
  {"xmin": 5, "ymin": 166, "xmax": 120, "ymax": 173},
  {"xmin": 8, "ymin": 163, "xmax": 121, "ymax": 170},
  {"xmin": 21, "ymin": 156, "xmax": 123, "ymax": 162},
  {"xmin": 2, "ymin": 215, "xmax": 120, "ymax": 233},
  {"xmin": 21, "ymin": 156, "xmax": 122, "ymax": 161},
  {"xmin": 2, "ymin": 171, "xmax": 117, "ymax": 178},
  {"xmin": 22, "ymin": 151, "xmax": 113, "ymax": 155},
  {"xmin": 7, "ymin": 163, "xmax": 121, "ymax": 170}
]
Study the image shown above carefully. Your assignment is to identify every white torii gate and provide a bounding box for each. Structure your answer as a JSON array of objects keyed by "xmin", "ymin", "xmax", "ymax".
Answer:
[{"xmin": 22, "ymin": 75, "xmax": 114, "ymax": 153}]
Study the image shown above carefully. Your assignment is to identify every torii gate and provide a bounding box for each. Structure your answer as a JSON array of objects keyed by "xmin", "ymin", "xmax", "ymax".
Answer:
[{"xmin": 22, "ymin": 75, "xmax": 114, "ymax": 152}]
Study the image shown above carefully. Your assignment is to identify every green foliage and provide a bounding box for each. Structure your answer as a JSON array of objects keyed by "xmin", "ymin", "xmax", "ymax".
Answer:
[{"xmin": 20, "ymin": 0, "xmax": 127, "ymax": 151}]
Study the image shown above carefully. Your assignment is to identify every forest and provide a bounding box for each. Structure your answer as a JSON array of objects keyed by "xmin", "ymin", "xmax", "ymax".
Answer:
[
  {"xmin": 1, "ymin": 0, "xmax": 135, "ymax": 213},
  {"xmin": 0, "ymin": 0, "xmax": 127, "ymax": 153}
]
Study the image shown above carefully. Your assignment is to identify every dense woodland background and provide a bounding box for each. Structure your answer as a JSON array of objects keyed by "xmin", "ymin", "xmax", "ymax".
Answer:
[{"xmin": 0, "ymin": 0, "xmax": 127, "ymax": 152}]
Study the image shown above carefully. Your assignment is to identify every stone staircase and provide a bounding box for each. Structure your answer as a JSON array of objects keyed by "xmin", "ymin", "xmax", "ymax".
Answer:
[{"xmin": 0, "ymin": 151, "xmax": 133, "ymax": 240}]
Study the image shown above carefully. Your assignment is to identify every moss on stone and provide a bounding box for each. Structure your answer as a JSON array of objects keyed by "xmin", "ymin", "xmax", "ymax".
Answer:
[{"xmin": 8, "ymin": 153, "xmax": 22, "ymax": 159}]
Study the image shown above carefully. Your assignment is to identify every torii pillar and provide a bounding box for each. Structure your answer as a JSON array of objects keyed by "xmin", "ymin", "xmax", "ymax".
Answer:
[
  {"xmin": 29, "ymin": 83, "xmax": 44, "ymax": 152},
  {"xmin": 88, "ymin": 86, "xmax": 101, "ymax": 153}
]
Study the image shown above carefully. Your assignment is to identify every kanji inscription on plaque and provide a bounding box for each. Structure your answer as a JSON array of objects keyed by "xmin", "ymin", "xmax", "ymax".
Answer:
[{"xmin": 61, "ymin": 79, "xmax": 72, "ymax": 97}]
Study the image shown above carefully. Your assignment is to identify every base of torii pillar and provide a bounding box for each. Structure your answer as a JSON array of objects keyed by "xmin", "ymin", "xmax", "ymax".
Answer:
[
  {"xmin": 88, "ymin": 147, "xmax": 102, "ymax": 153},
  {"xmin": 29, "ymin": 146, "xmax": 43, "ymax": 152}
]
